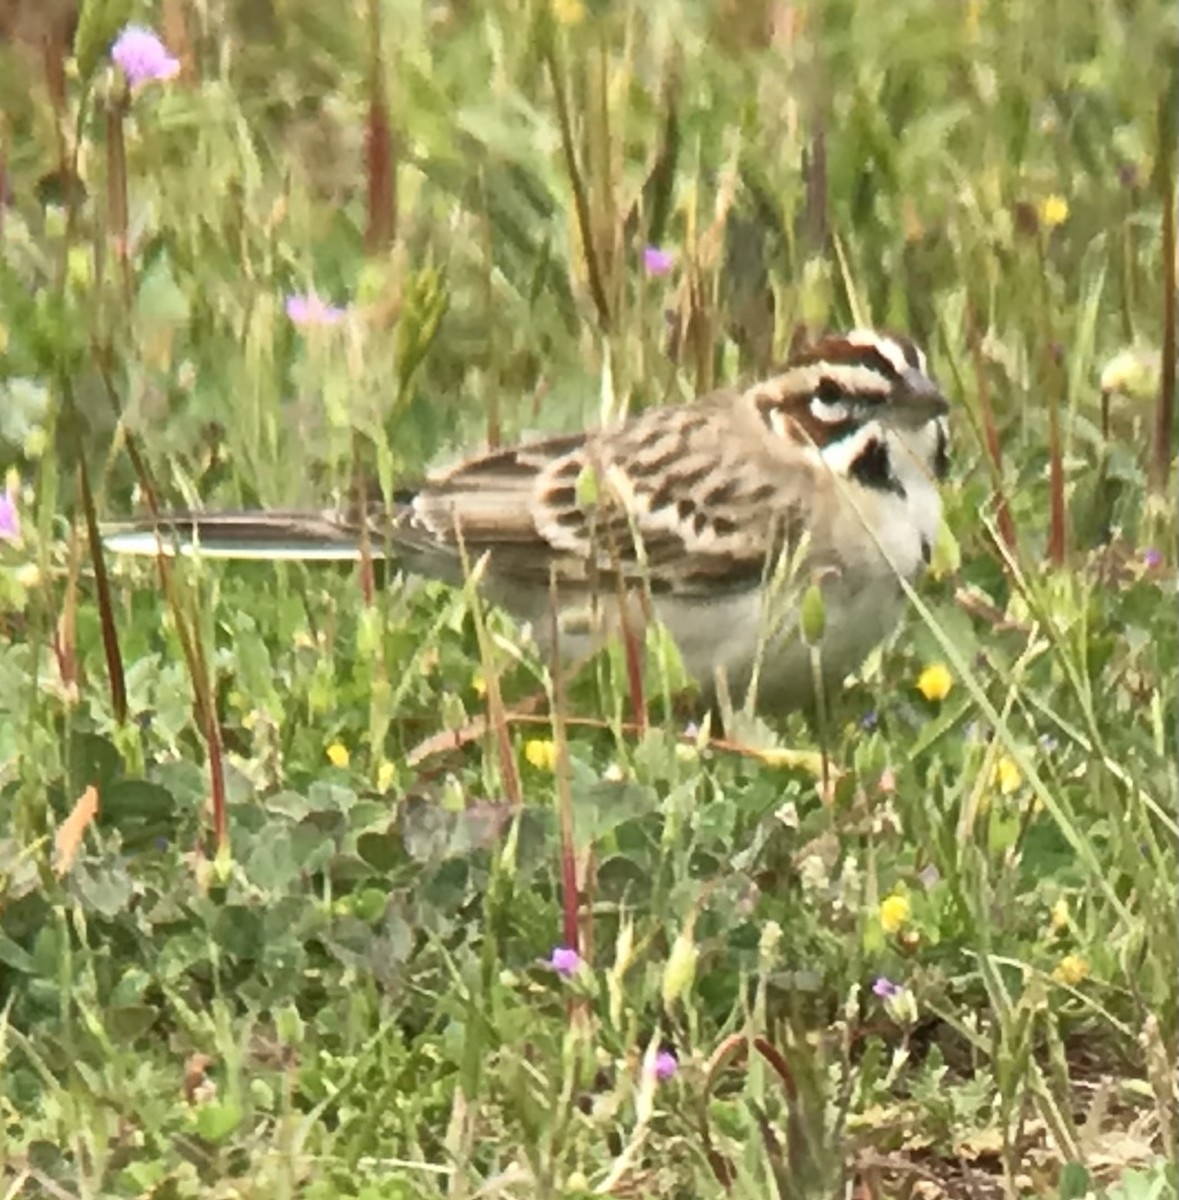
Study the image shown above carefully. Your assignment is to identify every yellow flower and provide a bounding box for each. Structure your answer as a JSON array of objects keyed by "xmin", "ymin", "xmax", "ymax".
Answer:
[
  {"xmin": 1053, "ymin": 953, "xmax": 1089, "ymax": 986},
  {"xmin": 1050, "ymin": 898, "xmax": 1069, "ymax": 932},
  {"xmin": 551, "ymin": 0, "xmax": 585, "ymax": 25},
  {"xmin": 471, "ymin": 669, "xmax": 487, "ymax": 698},
  {"xmin": 1100, "ymin": 347, "xmax": 1160, "ymax": 400},
  {"xmin": 1039, "ymin": 194, "xmax": 1069, "ymax": 229},
  {"xmin": 376, "ymin": 760, "xmax": 396, "ymax": 792},
  {"xmin": 993, "ymin": 755, "xmax": 1022, "ymax": 795},
  {"xmin": 879, "ymin": 893, "xmax": 911, "ymax": 935},
  {"xmin": 916, "ymin": 662, "xmax": 953, "ymax": 702},
  {"xmin": 326, "ymin": 742, "xmax": 350, "ymax": 768},
  {"xmin": 964, "ymin": 0, "xmax": 980, "ymax": 38},
  {"xmin": 524, "ymin": 738, "xmax": 557, "ymax": 771}
]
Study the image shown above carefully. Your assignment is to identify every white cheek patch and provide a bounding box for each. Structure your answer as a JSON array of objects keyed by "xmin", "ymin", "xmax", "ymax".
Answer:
[
  {"xmin": 817, "ymin": 420, "xmax": 883, "ymax": 475},
  {"xmin": 809, "ymin": 395, "xmax": 853, "ymax": 425}
]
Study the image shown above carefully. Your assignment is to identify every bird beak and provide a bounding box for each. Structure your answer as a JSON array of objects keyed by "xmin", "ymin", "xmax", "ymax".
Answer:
[{"xmin": 893, "ymin": 368, "xmax": 949, "ymax": 424}]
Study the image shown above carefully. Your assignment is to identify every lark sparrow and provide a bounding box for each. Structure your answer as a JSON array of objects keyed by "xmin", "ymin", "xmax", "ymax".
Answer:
[{"xmin": 104, "ymin": 329, "xmax": 950, "ymax": 709}]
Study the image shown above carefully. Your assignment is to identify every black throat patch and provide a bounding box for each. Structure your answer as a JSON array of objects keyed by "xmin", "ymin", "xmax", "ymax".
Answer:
[
  {"xmin": 933, "ymin": 420, "xmax": 950, "ymax": 481},
  {"xmin": 849, "ymin": 436, "xmax": 907, "ymax": 498}
]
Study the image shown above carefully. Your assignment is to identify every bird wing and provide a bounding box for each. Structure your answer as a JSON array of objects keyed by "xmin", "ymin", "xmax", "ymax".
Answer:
[{"xmin": 391, "ymin": 397, "xmax": 818, "ymax": 595}]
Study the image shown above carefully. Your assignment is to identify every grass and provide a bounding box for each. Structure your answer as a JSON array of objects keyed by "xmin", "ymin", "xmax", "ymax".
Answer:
[{"xmin": 0, "ymin": 0, "xmax": 1177, "ymax": 1195}]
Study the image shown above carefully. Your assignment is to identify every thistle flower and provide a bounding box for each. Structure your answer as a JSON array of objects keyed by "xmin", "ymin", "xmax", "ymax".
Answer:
[
  {"xmin": 285, "ymin": 292, "xmax": 348, "ymax": 328},
  {"xmin": 652, "ymin": 1050, "xmax": 678, "ymax": 1081},
  {"xmin": 0, "ymin": 478, "xmax": 19, "ymax": 543},
  {"xmin": 642, "ymin": 246, "xmax": 675, "ymax": 277},
  {"xmin": 111, "ymin": 27, "xmax": 180, "ymax": 86},
  {"xmin": 549, "ymin": 946, "xmax": 582, "ymax": 977}
]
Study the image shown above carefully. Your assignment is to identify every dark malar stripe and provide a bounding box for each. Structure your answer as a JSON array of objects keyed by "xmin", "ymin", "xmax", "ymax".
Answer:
[
  {"xmin": 933, "ymin": 420, "xmax": 950, "ymax": 481},
  {"xmin": 849, "ymin": 437, "xmax": 907, "ymax": 498}
]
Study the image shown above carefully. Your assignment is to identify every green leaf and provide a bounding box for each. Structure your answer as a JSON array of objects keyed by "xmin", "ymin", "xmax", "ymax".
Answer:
[
  {"xmin": 72, "ymin": 863, "xmax": 135, "ymax": 917},
  {"xmin": 193, "ymin": 1099, "xmax": 243, "ymax": 1143},
  {"xmin": 0, "ymin": 935, "xmax": 37, "ymax": 973},
  {"xmin": 74, "ymin": 0, "xmax": 134, "ymax": 84},
  {"xmin": 357, "ymin": 829, "xmax": 399, "ymax": 872},
  {"xmin": 1058, "ymin": 1163, "xmax": 1090, "ymax": 1200}
]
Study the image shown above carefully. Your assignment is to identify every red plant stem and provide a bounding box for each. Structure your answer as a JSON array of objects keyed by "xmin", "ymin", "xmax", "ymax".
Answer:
[
  {"xmin": 203, "ymin": 698, "xmax": 228, "ymax": 852},
  {"xmin": 106, "ymin": 92, "xmax": 131, "ymax": 300},
  {"xmin": 1156, "ymin": 116, "xmax": 1176, "ymax": 490},
  {"xmin": 965, "ymin": 302, "xmax": 1017, "ymax": 556},
  {"xmin": 549, "ymin": 580, "xmax": 580, "ymax": 954},
  {"xmin": 1045, "ymin": 350, "xmax": 1067, "ymax": 567},
  {"xmin": 364, "ymin": 0, "xmax": 396, "ymax": 253},
  {"xmin": 114, "ymin": 423, "xmax": 228, "ymax": 852},
  {"xmin": 77, "ymin": 457, "xmax": 127, "ymax": 724}
]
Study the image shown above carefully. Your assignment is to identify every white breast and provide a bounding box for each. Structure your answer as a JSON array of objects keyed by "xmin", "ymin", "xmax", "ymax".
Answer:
[{"xmin": 517, "ymin": 420, "xmax": 943, "ymax": 710}]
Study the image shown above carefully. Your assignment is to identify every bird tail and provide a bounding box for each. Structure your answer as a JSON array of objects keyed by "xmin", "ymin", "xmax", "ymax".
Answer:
[{"xmin": 101, "ymin": 509, "xmax": 385, "ymax": 562}]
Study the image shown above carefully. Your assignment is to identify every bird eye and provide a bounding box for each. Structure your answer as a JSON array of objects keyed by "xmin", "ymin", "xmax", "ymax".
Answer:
[{"xmin": 809, "ymin": 380, "xmax": 852, "ymax": 425}]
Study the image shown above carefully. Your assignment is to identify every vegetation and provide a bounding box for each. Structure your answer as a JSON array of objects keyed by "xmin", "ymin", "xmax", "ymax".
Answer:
[{"xmin": 1, "ymin": 0, "xmax": 1176, "ymax": 1195}]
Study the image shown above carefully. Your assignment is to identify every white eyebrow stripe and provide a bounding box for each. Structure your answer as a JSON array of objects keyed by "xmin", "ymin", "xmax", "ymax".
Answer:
[
  {"xmin": 846, "ymin": 329, "xmax": 922, "ymax": 376},
  {"xmin": 749, "ymin": 362, "xmax": 894, "ymax": 403}
]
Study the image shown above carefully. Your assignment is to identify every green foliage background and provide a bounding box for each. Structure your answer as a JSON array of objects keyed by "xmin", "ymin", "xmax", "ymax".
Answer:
[{"xmin": 0, "ymin": 0, "xmax": 1176, "ymax": 1195}]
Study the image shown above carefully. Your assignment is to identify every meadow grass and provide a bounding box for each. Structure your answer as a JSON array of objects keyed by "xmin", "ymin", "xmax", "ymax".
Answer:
[{"xmin": 0, "ymin": 0, "xmax": 1177, "ymax": 1196}]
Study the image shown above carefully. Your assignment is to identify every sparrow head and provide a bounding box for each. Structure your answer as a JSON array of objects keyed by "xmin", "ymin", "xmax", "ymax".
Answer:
[{"xmin": 752, "ymin": 328, "xmax": 950, "ymax": 485}]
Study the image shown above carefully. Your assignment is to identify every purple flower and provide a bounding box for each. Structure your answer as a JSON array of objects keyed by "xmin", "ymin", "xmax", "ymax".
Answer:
[
  {"xmin": 1142, "ymin": 548, "xmax": 1163, "ymax": 569},
  {"xmin": 549, "ymin": 946, "xmax": 582, "ymax": 977},
  {"xmin": 111, "ymin": 27, "xmax": 180, "ymax": 86},
  {"xmin": 652, "ymin": 1049, "xmax": 678, "ymax": 1081},
  {"xmin": 872, "ymin": 976, "xmax": 902, "ymax": 999},
  {"xmin": 643, "ymin": 246, "xmax": 675, "ymax": 277},
  {"xmin": 859, "ymin": 710, "xmax": 879, "ymax": 732},
  {"xmin": 0, "ymin": 483, "xmax": 19, "ymax": 544},
  {"xmin": 285, "ymin": 292, "xmax": 348, "ymax": 328}
]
